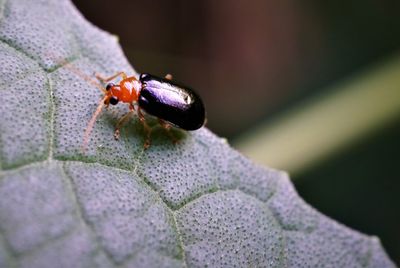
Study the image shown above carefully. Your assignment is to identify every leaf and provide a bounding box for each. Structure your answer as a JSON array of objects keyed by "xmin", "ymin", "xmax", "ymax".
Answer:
[{"xmin": 0, "ymin": 0, "xmax": 395, "ymax": 267}]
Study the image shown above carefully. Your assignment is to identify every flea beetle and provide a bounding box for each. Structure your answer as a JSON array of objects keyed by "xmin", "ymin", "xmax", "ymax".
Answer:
[{"xmin": 83, "ymin": 72, "xmax": 206, "ymax": 150}]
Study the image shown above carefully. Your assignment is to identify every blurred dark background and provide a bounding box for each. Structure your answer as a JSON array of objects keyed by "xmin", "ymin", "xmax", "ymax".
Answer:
[{"xmin": 72, "ymin": 0, "xmax": 400, "ymax": 264}]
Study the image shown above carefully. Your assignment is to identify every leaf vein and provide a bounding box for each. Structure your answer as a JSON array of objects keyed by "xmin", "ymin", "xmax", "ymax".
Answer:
[{"xmin": 60, "ymin": 162, "xmax": 117, "ymax": 265}]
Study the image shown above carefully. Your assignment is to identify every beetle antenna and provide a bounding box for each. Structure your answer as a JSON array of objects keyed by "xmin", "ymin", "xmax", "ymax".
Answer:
[
  {"xmin": 82, "ymin": 95, "xmax": 108, "ymax": 153},
  {"xmin": 62, "ymin": 61, "xmax": 107, "ymax": 94},
  {"xmin": 47, "ymin": 52, "xmax": 107, "ymax": 94}
]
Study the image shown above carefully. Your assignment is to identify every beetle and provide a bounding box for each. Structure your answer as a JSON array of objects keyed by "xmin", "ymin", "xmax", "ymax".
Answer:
[{"xmin": 82, "ymin": 71, "xmax": 206, "ymax": 150}]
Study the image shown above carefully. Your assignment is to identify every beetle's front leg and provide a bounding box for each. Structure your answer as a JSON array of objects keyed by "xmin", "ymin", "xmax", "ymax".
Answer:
[
  {"xmin": 95, "ymin": 72, "xmax": 128, "ymax": 83},
  {"xmin": 114, "ymin": 104, "xmax": 135, "ymax": 140}
]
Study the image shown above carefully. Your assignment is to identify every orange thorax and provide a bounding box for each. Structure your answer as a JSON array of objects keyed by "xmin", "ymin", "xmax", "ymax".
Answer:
[{"xmin": 111, "ymin": 77, "xmax": 140, "ymax": 103}]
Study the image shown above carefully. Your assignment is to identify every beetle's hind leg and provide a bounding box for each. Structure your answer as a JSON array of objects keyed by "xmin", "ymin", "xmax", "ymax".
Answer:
[
  {"xmin": 158, "ymin": 119, "xmax": 179, "ymax": 144},
  {"xmin": 114, "ymin": 104, "xmax": 135, "ymax": 140}
]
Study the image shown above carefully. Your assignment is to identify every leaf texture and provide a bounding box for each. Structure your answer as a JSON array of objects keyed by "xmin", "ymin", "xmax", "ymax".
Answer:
[{"xmin": 0, "ymin": 0, "xmax": 395, "ymax": 267}]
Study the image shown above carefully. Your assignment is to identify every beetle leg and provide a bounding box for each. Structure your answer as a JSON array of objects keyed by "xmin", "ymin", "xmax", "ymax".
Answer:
[
  {"xmin": 114, "ymin": 104, "xmax": 135, "ymax": 140},
  {"xmin": 137, "ymin": 108, "xmax": 152, "ymax": 149},
  {"xmin": 95, "ymin": 71, "xmax": 128, "ymax": 83},
  {"xmin": 164, "ymin": 74, "xmax": 173, "ymax": 80},
  {"xmin": 158, "ymin": 119, "xmax": 178, "ymax": 144}
]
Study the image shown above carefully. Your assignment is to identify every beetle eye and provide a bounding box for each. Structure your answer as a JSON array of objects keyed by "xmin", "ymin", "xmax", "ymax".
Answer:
[
  {"xmin": 109, "ymin": 96, "xmax": 119, "ymax": 105},
  {"xmin": 106, "ymin": 83, "xmax": 115, "ymax": 91}
]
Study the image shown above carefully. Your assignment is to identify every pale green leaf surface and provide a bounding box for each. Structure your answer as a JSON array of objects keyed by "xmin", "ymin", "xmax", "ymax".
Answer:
[{"xmin": 0, "ymin": 0, "xmax": 395, "ymax": 267}]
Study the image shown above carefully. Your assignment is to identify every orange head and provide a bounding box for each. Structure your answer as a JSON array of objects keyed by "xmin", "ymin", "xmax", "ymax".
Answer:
[{"xmin": 104, "ymin": 77, "xmax": 141, "ymax": 106}]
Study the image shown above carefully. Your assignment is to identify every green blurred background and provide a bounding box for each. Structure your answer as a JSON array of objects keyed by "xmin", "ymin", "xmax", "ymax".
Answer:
[{"xmin": 72, "ymin": 0, "xmax": 400, "ymax": 264}]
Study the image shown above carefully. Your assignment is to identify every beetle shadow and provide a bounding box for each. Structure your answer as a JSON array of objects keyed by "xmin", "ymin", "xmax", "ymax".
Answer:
[{"xmin": 149, "ymin": 123, "xmax": 187, "ymax": 146}]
